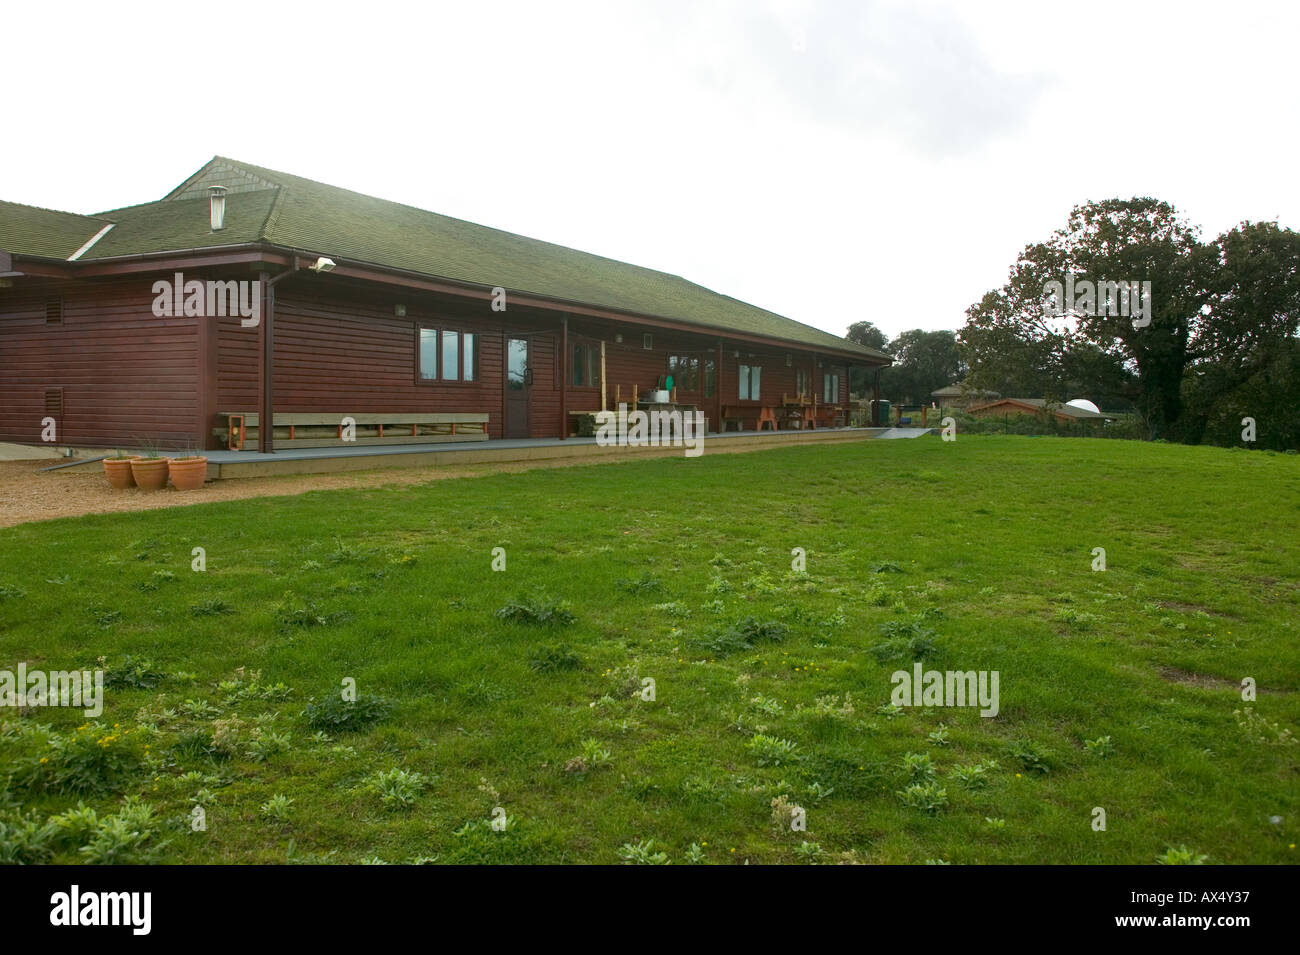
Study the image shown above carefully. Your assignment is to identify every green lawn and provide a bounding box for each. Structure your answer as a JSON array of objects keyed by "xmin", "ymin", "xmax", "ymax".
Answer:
[{"xmin": 1, "ymin": 435, "xmax": 1297, "ymax": 864}]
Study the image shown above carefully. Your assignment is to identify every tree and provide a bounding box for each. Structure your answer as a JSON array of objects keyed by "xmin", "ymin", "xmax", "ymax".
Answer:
[
  {"xmin": 1179, "ymin": 221, "xmax": 1300, "ymax": 445},
  {"xmin": 879, "ymin": 329, "xmax": 963, "ymax": 405},
  {"xmin": 960, "ymin": 198, "xmax": 1300, "ymax": 443},
  {"xmin": 845, "ymin": 321, "xmax": 890, "ymax": 394},
  {"xmin": 845, "ymin": 321, "xmax": 889, "ymax": 352}
]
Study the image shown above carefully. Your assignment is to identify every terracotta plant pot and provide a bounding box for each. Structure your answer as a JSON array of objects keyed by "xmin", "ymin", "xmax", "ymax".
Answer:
[
  {"xmin": 168, "ymin": 456, "xmax": 208, "ymax": 491},
  {"xmin": 130, "ymin": 457, "xmax": 171, "ymax": 492},
  {"xmin": 103, "ymin": 456, "xmax": 141, "ymax": 490}
]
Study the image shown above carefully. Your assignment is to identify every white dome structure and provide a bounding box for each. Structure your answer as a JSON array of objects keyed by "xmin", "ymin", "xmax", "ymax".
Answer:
[{"xmin": 1065, "ymin": 398, "xmax": 1101, "ymax": 414}]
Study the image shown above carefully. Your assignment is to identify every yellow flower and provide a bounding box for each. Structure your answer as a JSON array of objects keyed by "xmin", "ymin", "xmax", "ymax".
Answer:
[{"xmin": 39, "ymin": 757, "xmax": 48, "ymax": 764}]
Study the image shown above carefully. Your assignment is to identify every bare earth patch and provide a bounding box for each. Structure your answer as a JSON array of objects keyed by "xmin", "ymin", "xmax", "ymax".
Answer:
[
  {"xmin": 1157, "ymin": 666, "xmax": 1238, "ymax": 691},
  {"xmin": 0, "ymin": 456, "xmax": 605, "ymax": 529}
]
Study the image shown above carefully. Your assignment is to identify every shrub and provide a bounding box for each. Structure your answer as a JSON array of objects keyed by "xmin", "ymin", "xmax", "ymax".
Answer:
[
  {"xmin": 1084, "ymin": 735, "xmax": 1114, "ymax": 758},
  {"xmin": 260, "ymin": 794, "xmax": 294, "ymax": 823},
  {"xmin": 46, "ymin": 802, "xmax": 102, "ymax": 848},
  {"xmin": 1234, "ymin": 708, "xmax": 1296, "ymax": 746},
  {"xmin": 1156, "ymin": 845, "xmax": 1208, "ymax": 865},
  {"xmin": 527, "ymin": 644, "xmax": 582, "ymax": 672},
  {"xmin": 101, "ymin": 655, "xmax": 164, "ymax": 690},
  {"xmin": 22, "ymin": 723, "xmax": 144, "ymax": 795},
  {"xmin": 897, "ymin": 781, "xmax": 948, "ymax": 813},
  {"xmin": 139, "ymin": 570, "xmax": 176, "ymax": 593},
  {"xmin": 770, "ymin": 794, "xmax": 805, "ymax": 831},
  {"xmin": 209, "ymin": 716, "xmax": 249, "ymax": 758},
  {"xmin": 245, "ymin": 729, "xmax": 291, "ymax": 763},
  {"xmin": 952, "ymin": 758, "xmax": 999, "ymax": 790},
  {"xmin": 615, "ymin": 573, "xmax": 664, "ymax": 595},
  {"xmin": 190, "ymin": 599, "xmax": 236, "ymax": 617},
  {"xmin": 691, "ymin": 617, "xmax": 787, "ymax": 655},
  {"xmin": 747, "ymin": 734, "xmax": 799, "ymax": 766},
  {"xmin": 1006, "ymin": 739, "xmax": 1053, "ymax": 775},
  {"xmin": 793, "ymin": 841, "xmax": 824, "ymax": 862},
  {"xmin": 617, "ymin": 839, "xmax": 669, "ymax": 865},
  {"xmin": 365, "ymin": 768, "xmax": 426, "ymax": 810},
  {"xmin": 495, "ymin": 594, "xmax": 575, "ymax": 627},
  {"xmin": 78, "ymin": 799, "xmax": 162, "ymax": 864},
  {"xmin": 565, "ymin": 739, "xmax": 613, "ymax": 775},
  {"xmin": 580, "ymin": 738, "xmax": 612, "ymax": 768},
  {"xmin": 274, "ymin": 593, "xmax": 347, "ymax": 628},
  {"xmin": 304, "ymin": 694, "xmax": 393, "ymax": 733},
  {"xmin": 869, "ymin": 621, "xmax": 941, "ymax": 662},
  {"xmin": 0, "ymin": 812, "xmax": 54, "ymax": 864},
  {"xmin": 651, "ymin": 601, "xmax": 691, "ymax": 619},
  {"xmin": 901, "ymin": 751, "xmax": 936, "ymax": 783}
]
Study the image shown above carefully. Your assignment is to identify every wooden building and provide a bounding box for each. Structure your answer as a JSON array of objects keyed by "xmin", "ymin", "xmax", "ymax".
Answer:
[{"xmin": 0, "ymin": 157, "xmax": 890, "ymax": 452}]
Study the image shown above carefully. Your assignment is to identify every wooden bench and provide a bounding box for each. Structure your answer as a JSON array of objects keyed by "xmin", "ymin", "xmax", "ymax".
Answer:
[
  {"xmin": 216, "ymin": 412, "xmax": 489, "ymax": 450},
  {"xmin": 811, "ymin": 405, "xmax": 847, "ymax": 428},
  {"xmin": 721, "ymin": 405, "xmax": 778, "ymax": 432},
  {"xmin": 568, "ymin": 408, "xmax": 709, "ymax": 438}
]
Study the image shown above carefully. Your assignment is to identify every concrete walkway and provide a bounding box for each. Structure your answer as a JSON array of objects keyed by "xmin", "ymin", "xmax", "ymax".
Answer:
[
  {"xmin": 207, "ymin": 426, "xmax": 891, "ymax": 478},
  {"xmin": 873, "ymin": 427, "xmax": 936, "ymax": 439},
  {"xmin": 0, "ymin": 442, "xmax": 72, "ymax": 461}
]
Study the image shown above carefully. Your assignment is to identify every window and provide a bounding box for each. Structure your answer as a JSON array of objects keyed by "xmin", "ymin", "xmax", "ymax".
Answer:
[
  {"xmin": 796, "ymin": 369, "xmax": 810, "ymax": 398},
  {"xmin": 667, "ymin": 355, "xmax": 700, "ymax": 391},
  {"xmin": 441, "ymin": 329, "xmax": 459, "ymax": 380},
  {"xmin": 824, "ymin": 373, "xmax": 839, "ymax": 403},
  {"xmin": 572, "ymin": 342, "xmax": 600, "ymax": 388},
  {"xmin": 419, "ymin": 328, "xmax": 438, "ymax": 380},
  {"xmin": 643, "ymin": 333, "xmax": 653, "ymax": 350},
  {"xmin": 739, "ymin": 364, "xmax": 761, "ymax": 401},
  {"xmin": 418, "ymin": 327, "xmax": 478, "ymax": 382},
  {"xmin": 703, "ymin": 358, "xmax": 716, "ymax": 398}
]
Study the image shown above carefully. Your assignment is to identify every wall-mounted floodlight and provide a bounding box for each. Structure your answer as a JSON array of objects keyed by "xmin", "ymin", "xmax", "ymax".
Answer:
[{"xmin": 309, "ymin": 257, "xmax": 336, "ymax": 273}]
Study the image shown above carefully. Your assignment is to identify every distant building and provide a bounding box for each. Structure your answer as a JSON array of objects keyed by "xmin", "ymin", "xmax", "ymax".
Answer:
[
  {"xmin": 930, "ymin": 381, "xmax": 999, "ymax": 408},
  {"xmin": 966, "ymin": 397, "xmax": 1113, "ymax": 423}
]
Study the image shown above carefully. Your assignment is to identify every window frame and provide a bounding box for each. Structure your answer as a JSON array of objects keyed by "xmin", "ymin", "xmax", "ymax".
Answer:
[
  {"xmin": 667, "ymin": 355, "xmax": 702, "ymax": 393},
  {"xmin": 739, "ymin": 363, "xmax": 762, "ymax": 401},
  {"xmin": 416, "ymin": 324, "xmax": 479, "ymax": 384},
  {"xmin": 571, "ymin": 339, "xmax": 602, "ymax": 390},
  {"xmin": 823, "ymin": 372, "xmax": 839, "ymax": 404}
]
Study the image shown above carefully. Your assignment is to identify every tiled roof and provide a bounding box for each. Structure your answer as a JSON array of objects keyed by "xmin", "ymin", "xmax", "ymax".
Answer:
[{"xmin": 0, "ymin": 157, "xmax": 888, "ymax": 361}]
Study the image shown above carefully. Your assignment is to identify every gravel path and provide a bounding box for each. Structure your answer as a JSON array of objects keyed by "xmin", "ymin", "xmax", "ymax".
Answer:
[{"xmin": 0, "ymin": 456, "xmax": 572, "ymax": 529}]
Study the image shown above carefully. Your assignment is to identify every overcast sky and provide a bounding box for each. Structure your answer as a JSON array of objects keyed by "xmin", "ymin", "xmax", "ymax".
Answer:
[{"xmin": 3, "ymin": 0, "xmax": 1295, "ymax": 342}]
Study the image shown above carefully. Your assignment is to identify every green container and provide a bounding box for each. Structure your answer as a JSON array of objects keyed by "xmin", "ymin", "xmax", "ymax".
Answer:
[{"xmin": 875, "ymin": 399, "xmax": 890, "ymax": 426}]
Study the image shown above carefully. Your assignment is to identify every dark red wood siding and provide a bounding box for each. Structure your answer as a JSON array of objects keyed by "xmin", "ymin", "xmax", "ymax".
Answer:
[{"xmin": 0, "ymin": 278, "xmax": 198, "ymax": 447}]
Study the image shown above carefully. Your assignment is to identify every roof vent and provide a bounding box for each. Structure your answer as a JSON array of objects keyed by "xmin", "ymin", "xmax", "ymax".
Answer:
[{"xmin": 209, "ymin": 185, "xmax": 228, "ymax": 231}]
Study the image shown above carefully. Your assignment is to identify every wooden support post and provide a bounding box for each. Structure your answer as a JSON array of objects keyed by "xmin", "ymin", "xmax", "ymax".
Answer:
[
  {"xmin": 812, "ymin": 352, "xmax": 818, "ymax": 428},
  {"xmin": 716, "ymin": 338, "xmax": 724, "ymax": 434},
  {"xmin": 873, "ymin": 367, "xmax": 881, "ymax": 426},
  {"xmin": 600, "ymin": 340, "xmax": 607, "ymax": 412},
  {"xmin": 195, "ymin": 301, "xmax": 218, "ymax": 451},
  {"xmin": 258, "ymin": 272, "xmax": 275, "ymax": 453},
  {"xmin": 560, "ymin": 314, "xmax": 568, "ymax": 439}
]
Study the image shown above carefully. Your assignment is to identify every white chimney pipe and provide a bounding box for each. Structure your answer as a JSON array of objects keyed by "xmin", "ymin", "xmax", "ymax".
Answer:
[{"xmin": 209, "ymin": 185, "xmax": 228, "ymax": 231}]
